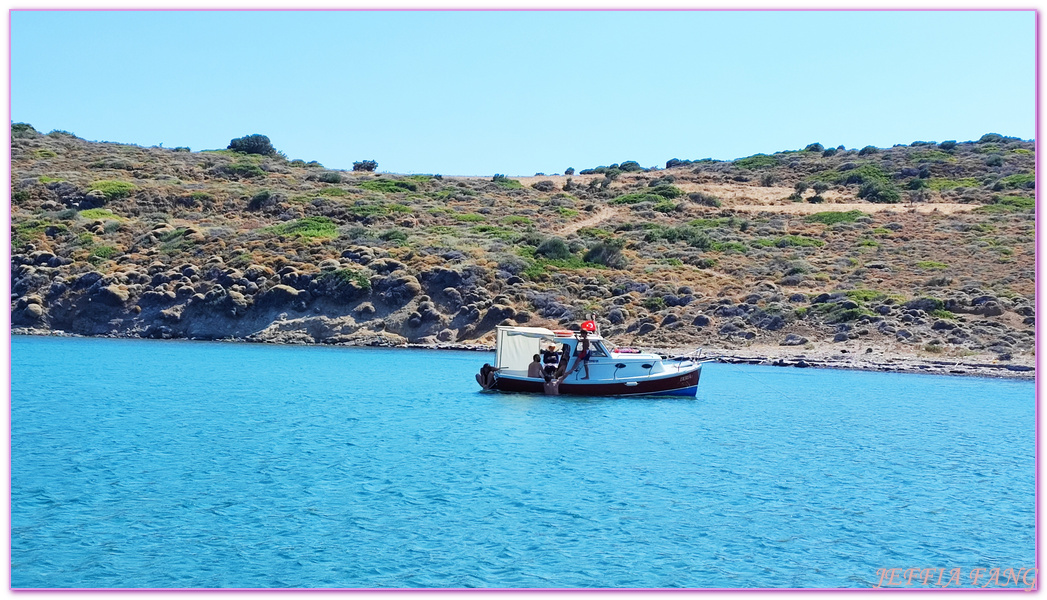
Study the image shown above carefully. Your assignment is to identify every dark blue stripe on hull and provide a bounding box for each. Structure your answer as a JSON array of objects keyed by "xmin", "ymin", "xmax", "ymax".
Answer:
[{"xmin": 491, "ymin": 366, "xmax": 701, "ymax": 397}]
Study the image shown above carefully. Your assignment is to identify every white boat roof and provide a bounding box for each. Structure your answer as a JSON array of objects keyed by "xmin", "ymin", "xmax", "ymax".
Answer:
[{"xmin": 496, "ymin": 325, "xmax": 602, "ymax": 341}]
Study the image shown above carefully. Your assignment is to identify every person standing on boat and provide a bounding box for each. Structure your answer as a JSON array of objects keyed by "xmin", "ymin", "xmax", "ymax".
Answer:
[
  {"xmin": 527, "ymin": 354, "xmax": 544, "ymax": 379},
  {"xmin": 573, "ymin": 330, "xmax": 592, "ymax": 380}
]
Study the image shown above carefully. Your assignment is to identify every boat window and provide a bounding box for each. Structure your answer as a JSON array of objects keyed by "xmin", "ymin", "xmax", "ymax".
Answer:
[{"xmin": 589, "ymin": 341, "xmax": 609, "ymax": 358}]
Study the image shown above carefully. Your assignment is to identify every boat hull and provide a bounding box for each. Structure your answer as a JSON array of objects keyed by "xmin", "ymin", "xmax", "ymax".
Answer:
[{"xmin": 491, "ymin": 365, "xmax": 701, "ymax": 397}]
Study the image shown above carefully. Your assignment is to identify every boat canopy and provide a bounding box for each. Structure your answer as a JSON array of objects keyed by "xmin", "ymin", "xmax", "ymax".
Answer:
[{"xmin": 494, "ymin": 326, "xmax": 591, "ymax": 371}]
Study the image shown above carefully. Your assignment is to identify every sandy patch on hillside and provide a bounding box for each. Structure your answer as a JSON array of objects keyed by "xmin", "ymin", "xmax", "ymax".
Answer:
[{"xmin": 555, "ymin": 206, "xmax": 620, "ymax": 236}]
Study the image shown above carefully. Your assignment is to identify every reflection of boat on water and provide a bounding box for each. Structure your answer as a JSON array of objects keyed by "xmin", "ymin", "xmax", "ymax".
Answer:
[{"xmin": 476, "ymin": 324, "xmax": 704, "ymax": 397}]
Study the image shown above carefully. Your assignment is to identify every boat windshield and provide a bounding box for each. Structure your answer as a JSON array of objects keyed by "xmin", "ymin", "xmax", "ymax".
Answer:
[{"xmin": 589, "ymin": 341, "xmax": 609, "ymax": 358}]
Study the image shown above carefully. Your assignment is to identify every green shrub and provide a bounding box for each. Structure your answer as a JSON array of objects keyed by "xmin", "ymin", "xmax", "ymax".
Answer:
[
  {"xmin": 642, "ymin": 297, "xmax": 666, "ymax": 311},
  {"xmin": 858, "ymin": 145, "xmax": 879, "ymax": 156},
  {"xmin": 379, "ymin": 229, "xmax": 408, "ymax": 245},
  {"xmin": 319, "ymin": 268, "xmax": 371, "ymax": 292},
  {"xmin": 267, "ymin": 216, "xmax": 338, "ymax": 239},
  {"xmin": 248, "ymin": 190, "xmax": 280, "ymax": 210},
  {"xmin": 643, "ymin": 225, "xmax": 712, "ymax": 249},
  {"xmin": 492, "ymin": 174, "xmax": 523, "ymax": 189},
  {"xmin": 753, "ymin": 235, "xmax": 825, "ymax": 248},
  {"xmin": 858, "ymin": 181, "xmax": 901, "ymax": 204},
  {"xmin": 360, "ymin": 179, "xmax": 418, "ymax": 193},
  {"xmin": 502, "ymin": 216, "xmax": 533, "ymax": 225},
  {"xmin": 536, "ymin": 237, "xmax": 571, "ymax": 260},
  {"xmin": 78, "ymin": 208, "xmax": 120, "ymax": 220},
  {"xmin": 805, "ymin": 210, "xmax": 865, "ymax": 225},
  {"xmin": 734, "ymin": 154, "xmax": 780, "ymax": 169},
  {"xmin": 939, "ymin": 140, "xmax": 957, "ymax": 151},
  {"xmin": 12, "ymin": 122, "xmax": 37, "ymax": 137},
  {"xmin": 88, "ymin": 180, "xmax": 136, "ymax": 201},
  {"xmin": 583, "ymin": 238, "xmax": 627, "ymax": 268},
  {"xmin": 652, "ymin": 200, "xmax": 677, "ymax": 213},
  {"xmin": 804, "ymin": 143, "xmax": 824, "ymax": 152},
  {"xmin": 348, "ymin": 204, "xmax": 388, "ymax": 217},
  {"xmin": 453, "ymin": 213, "xmax": 485, "ymax": 222},
  {"xmin": 916, "ymin": 261, "xmax": 949, "ymax": 270},
  {"xmin": 228, "ymin": 134, "xmax": 276, "ymax": 155},
  {"xmin": 926, "ymin": 177, "xmax": 982, "ymax": 191},
  {"xmin": 318, "ymin": 171, "xmax": 343, "ymax": 183},
  {"xmin": 89, "ymin": 245, "xmax": 119, "ymax": 262},
  {"xmin": 470, "ymin": 225, "xmax": 516, "ymax": 240},
  {"xmin": 317, "ymin": 187, "xmax": 348, "ymax": 196},
  {"xmin": 843, "ymin": 289, "xmax": 886, "ymax": 304},
  {"xmin": 222, "ymin": 163, "xmax": 265, "ymax": 178},
  {"xmin": 13, "ymin": 220, "xmax": 54, "ymax": 249},
  {"xmin": 34, "ymin": 149, "xmax": 57, "ymax": 158},
  {"xmin": 998, "ymin": 173, "xmax": 1035, "ymax": 189},
  {"xmin": 974, "ymin": 196, "xmax": 1035, "ymax": 213},
  {"xmin": 353, "ymin": 160, "xmax": 378, "ymax": 172},
  {"xmin": 610, "ymin": 192, "xmax": 663, "ymax": 205},
  {"xmin": 687, "ymin": 192, "xmax": 721, "ymax": 207},
  {"xmin": 648, "ymin": 184, "xmax": 683, "ymax": 199}
]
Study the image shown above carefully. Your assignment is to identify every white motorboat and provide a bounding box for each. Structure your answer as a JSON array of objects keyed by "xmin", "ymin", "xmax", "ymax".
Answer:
[{"xmin": 475, "ymin": 324, "xmax": 703, "ymax": 397}]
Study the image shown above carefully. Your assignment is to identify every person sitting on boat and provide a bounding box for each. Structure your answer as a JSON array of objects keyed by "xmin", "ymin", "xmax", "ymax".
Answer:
[
  {"xmin": 527, "ymin": 354, "xmax": 544, "ymax": 379},
  {"xmin": 475, "ymin": 363, "xmax": 502, "ymax": 390},
  {"xmin": 572, "ymin": 330, "xmax": 592, "ymax": 380},
  {"xmin": 541, "ymin": 344, "xmax": 559, "ymax": 376},
  {"xmin": 554, "ymin": 343, "xmax": 572, "ymax": 378}
]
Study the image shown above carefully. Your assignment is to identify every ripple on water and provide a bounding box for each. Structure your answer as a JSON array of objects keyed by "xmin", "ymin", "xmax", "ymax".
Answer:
[{"xmin": 11, "ymin": 336, "xmax": 1036, "ymax": 588}]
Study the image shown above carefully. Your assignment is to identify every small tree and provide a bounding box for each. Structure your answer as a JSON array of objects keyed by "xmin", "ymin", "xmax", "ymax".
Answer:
[
  {"xmin": 858, "ymin": 181, "xmax": 901, "ymax": 204},
  {"xmin": 858, "ymin": 145, "xmax": 879, "ymax": 156},
  {"xmin": 794, "ymin": 181, "xmax": 809, "ymax": 195},
  {"xmin": 228, "ymin": 134, "xmax": 276, "ymax": 156},
  {"xmin": 565, "ymin": 167, "xmax": 575, "ymax": 175},
  {"xmin": 353, "ymin": 160, "xmax": 378, "ymax": 172},
  {"xmin": 804, "ymin": 143, "xmax": 824, "ymax": 152},
  {"xmin": 584, "ymin": 238, "xmax": 627, "ymax": 269},
  {"xmin": 535, "ymin": 237, "xmax": 571, "ymax": 260},
  {"xmin": 939, "ymin": 140, "xmax": 957, "ymax": 151}
]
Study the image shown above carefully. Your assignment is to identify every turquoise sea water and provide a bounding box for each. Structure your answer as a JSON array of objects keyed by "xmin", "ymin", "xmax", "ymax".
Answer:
[{"xmin": 11, "ymin": 335, "xmax": 1036, "ymax": 589}]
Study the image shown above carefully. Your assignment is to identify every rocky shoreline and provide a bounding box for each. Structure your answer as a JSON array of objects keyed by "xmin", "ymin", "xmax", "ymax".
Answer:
[{"xmin": 13, "ymin": 327, "xmax": 1034, "ymax": 380}]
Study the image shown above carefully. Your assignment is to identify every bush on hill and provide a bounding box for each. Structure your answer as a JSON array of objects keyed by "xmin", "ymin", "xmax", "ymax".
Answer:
[
  {"xmin": 858, "ymin": 180, "xmax": 901, "ymax": 204},
  {"xmin": 228, "ymin": 134, "xmax": 276, "ymax": 156}
]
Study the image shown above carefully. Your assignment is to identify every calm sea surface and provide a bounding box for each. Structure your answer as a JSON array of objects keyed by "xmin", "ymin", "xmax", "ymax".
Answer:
[{"xmin": 11, "ymin": 335, "xmax": 1036, "ymax": 589}]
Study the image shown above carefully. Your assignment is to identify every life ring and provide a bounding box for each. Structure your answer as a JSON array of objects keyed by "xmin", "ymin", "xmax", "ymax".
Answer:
[{"xmin": 580, "ymin": 320, "xmax": 597, "ymax": 332}]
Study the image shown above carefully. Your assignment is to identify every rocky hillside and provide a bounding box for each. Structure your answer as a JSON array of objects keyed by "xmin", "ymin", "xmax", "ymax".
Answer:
[{"xmin": 11, "ymin": 126, "xmax": 1036, "ymax": 365}]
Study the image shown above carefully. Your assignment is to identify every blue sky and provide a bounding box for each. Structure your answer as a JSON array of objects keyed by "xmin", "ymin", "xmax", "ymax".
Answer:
[{"xmin": 10, "ymin": 10, "xmax": 1036, "ymax": 176}]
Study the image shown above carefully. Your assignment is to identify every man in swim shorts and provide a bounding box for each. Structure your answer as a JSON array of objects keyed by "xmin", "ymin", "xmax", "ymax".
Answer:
[{"xmin": 574, "ymin": 330, "xmax": 591, "ymax": 380}]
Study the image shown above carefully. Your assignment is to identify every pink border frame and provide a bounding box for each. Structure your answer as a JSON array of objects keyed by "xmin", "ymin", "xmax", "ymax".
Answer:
[{"xmin": 5, "ymin": 7, "xmax": 1040, "ymax": 594}]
